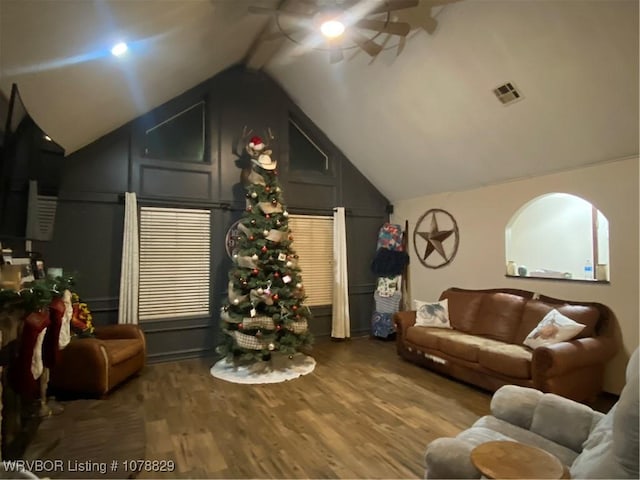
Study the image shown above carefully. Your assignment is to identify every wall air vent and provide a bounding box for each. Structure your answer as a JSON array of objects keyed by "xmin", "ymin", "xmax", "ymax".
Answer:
[{"xmin": 493, "ymin": 82, "xmax": 523, "ymax": 105}]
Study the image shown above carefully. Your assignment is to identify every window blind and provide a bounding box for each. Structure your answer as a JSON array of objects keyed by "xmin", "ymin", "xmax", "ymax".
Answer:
[
  {"xmin": 139, "ymin": 207, "xmax": 211, "ymax": 321},
  {"xmin": 288, "ymin": 215, "xmax": 333, "ymax": 306}
]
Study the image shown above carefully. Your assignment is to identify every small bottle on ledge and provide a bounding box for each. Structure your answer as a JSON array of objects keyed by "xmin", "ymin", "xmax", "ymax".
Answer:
[{"xmin": 584, "ymin": 259, "xmax": 593, "ymax": 280}]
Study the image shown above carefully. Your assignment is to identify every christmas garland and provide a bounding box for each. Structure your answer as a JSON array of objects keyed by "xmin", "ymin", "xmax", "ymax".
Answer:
[{"xmin": 0, "ymin": 275, "xmax": 76, "ymax": 314}]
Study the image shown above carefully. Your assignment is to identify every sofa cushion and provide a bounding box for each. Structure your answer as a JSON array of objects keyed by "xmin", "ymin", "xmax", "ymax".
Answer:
[
  {"xmin": 470, "ymin": 293, "xmax": 526, "ymax": 343},
  {"xmin": 438, "ymin": 333, "xmax": 501, "ymax": 363},
  {"xmin": 439, "ymin": 290, "xmax": 484, "ymax": 333},
  {"xmin": 515, "ymin": 301, "xmax": 600, "ymax": 344},
  {"xmin": 405, "ymin": 326, "xmax": 458, "ymax": 350},
  {"xmin": 478, "ymin": 344, "xmax": 532, "ymax": 379},
  {"xmin": 105, "ymin": 339, "xmax": 144, "ymax": 366},
  {"xmin": 530, "ymin": 393, "xmax": 596, "ymax": 452}
]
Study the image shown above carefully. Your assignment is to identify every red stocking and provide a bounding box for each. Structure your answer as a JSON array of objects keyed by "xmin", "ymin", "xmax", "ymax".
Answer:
[{"xmin": 9, "ymin": 310, "xmax": 50, "ymax": 400}]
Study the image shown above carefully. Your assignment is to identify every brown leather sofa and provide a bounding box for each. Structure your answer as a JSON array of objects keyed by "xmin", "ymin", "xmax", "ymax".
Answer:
[
  {"xmin": 49, "ymin": 324, "xmax": 146, "ymax": 397},
  {"xmin": 394, "ymin": 287, "xmax": 619, "ymax": 403}
]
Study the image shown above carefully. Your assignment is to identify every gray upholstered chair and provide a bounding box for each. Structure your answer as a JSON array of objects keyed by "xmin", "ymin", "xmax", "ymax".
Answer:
[{"xmin": 424, "ymin": 348, "xmax": 639, "ymax": 479}]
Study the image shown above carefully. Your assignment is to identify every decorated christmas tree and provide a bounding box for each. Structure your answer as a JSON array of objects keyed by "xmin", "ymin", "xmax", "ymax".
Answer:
[{"xmin": 216, "ymin": 130, "xmax": 313, "ymax": 365}]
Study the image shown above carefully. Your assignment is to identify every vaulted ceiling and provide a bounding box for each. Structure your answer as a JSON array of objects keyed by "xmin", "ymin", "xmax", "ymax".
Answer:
[{"xmin": 0, "ymin": 0, "xmax": 637, "ymax": 201}]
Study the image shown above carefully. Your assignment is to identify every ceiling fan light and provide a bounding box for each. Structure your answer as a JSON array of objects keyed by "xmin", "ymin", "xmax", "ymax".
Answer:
[{"xmin": 320, "ymin": 19, "xmax": 345, "ymax": 38}]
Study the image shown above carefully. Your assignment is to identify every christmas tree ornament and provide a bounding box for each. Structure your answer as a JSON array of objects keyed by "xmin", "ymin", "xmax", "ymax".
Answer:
[
  {"xmin": 249, "ymin": 235, "xmax": 255, "ymax": 241},
  {"xmin": 283, "ymin": 210, "xmax": 289, "ymax": 217},
  {"xmin": 271, "ymin": 198, "xmax": 278, "ymax": 206},
  {"xmin": 251, "ymin": 254, "xmax": 259, "ymax": 261},
  {"xmin": 252, "ymin": 269, "xmax": 259, "ymax": 276},
  {"xmin": 286, "ymin": 261, "xmax": 293, "ymax": 267},
  {"xmin": 296, "ymin": 283, "xmax": 303, "ymax": 289},
  {"xmin": 274, "ymin": 272, "xmax": 280, "ymax": 278},
  {"xmin": 272, "ymin": 294, "xmax": 279, "ymax": 301},
  {"xmin": 261, "ymin": 245, "xmax": 268, "ymax": 253},
  {"xmin": 251, "ymin": 192, "xmax": 258, "ymax": 198},
  {"xmin": 268, "ymin": 343, "xmax": 275, "ymax": 351},
  {"xmin": 251, "ymin": 219, "xmax": 256, "ymax": 226},
  {"xmin": 283, "ymin": 275, "xmax": 292, "ymax": 284},
  {"xmin": 263, "ymin": 230, "xmax": 269, "ymax": 237},
  {"xmin": 265, "ymin": 186, "xmax": 271, "ymax": 192},
  {"xmin": 265, "ymin": 214, "xmax": 271, "ymax": 219},
  {"xmin": 278, "ymin": 253, "xmax": 287, "ymax": 262}
]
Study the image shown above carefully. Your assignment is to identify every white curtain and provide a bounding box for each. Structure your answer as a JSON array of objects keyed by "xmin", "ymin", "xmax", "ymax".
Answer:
[
  {"xmin": 331, "ymin": 207, "xmax": 350, "ymax": 339},
  {"xmin": 118, "ymin": 192, "xmax": 139, "ymax": 324}
]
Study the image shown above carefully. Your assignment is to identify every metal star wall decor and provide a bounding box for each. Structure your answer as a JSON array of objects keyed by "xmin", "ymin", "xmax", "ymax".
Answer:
[{"xmin": 413, "ymin": 208, "xmax": 459, "ymax": 269}]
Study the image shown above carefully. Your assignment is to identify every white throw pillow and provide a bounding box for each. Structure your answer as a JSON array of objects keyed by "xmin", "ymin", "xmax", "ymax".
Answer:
[
  {"xmin": 523, "ymin": 309, "xmax": 585, "ymax": 348},
  {"xmin": 414, "ymin": 299, "xmax": 451, "ymax": 328}
]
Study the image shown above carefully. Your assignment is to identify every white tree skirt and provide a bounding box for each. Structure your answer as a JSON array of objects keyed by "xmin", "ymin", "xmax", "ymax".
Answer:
[{"xmin": 210, "ymin": 354, "xmax": 316, "ymax": 384}]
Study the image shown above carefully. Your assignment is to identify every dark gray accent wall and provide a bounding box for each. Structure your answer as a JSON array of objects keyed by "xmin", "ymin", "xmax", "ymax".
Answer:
[{"xmin": 39, "ymin": 66, "xmax": 389, "ymax": 363}]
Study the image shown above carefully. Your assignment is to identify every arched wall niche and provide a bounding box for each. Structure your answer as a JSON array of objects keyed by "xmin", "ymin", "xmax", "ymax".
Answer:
[{"xmin": 505, "ymin": 192, "xmax": 610, "ymax": 282}]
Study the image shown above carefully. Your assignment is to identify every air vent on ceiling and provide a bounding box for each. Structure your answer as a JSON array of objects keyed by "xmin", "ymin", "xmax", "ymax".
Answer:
[{"xmin": 493, "ymin": 82, "xmax": 523, "ymax": 105}]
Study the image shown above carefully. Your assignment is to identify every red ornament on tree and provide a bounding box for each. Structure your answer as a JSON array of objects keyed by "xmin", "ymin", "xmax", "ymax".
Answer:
[
  {"xmin": 261, "ymin": 246, "xmax": 268, "ymax": 253},
  {"xmin": 265, "ymin": 214, "xmax": 271, "ymax": 219},
  {"xmin": 272, "ymin": 294, "xmax": 279, "ymax": 301},
  {"xmin": 292, "ymin": 305, "xmax": 298, "ymax": 311},
  {"xmin": 252, "ymin": 269, "xmax": 259, "ymax": 276},
  {"xmin": 249, "ymin": 235, "xmax": 255, "ymax": 241},
  {"xmin": 274, "ymin": 272, "xmax": 280, "ymax": 278}
]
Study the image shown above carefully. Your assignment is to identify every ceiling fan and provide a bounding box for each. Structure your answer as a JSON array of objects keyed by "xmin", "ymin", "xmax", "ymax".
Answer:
[{"xmin": 248, "ymin": 0, "xmax": 424, "ymax": 64}]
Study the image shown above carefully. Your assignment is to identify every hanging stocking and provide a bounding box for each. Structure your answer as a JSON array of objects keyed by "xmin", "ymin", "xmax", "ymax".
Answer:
[
  {"xmin": 44, "ymin": 296, "xmax": 64, "ymax": 368},
  {"xmin": 9, "ymin": 310, "xmax": 50, "ymax": 399}
]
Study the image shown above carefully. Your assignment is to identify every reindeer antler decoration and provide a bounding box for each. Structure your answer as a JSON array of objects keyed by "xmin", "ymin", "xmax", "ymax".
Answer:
[{"xmin": 244, "ymin": 127, "xmax": 277, "ymax": 171}]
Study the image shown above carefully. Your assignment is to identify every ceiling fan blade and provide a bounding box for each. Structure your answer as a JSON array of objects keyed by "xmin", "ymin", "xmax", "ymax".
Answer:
[
  {"xmin": 329, "ymin": 48, "xmax": 344, "ymax": 64},
  {"xmin": 366, "ymin": 0, "xmax": 419, "ymax": 15},
  {"xmin": 261, "ymin": 26, "xmax": 307, "ymax": 42},
  {"xmin": 355, "ymin": 18, "xmax": 411, "ymax": 36},
  {"xmin": 248, "ymin": 5, "xmax": 312, "ymax": 21},
  {"xmin": 347, "ymin": 30, "xmax": 383, "ymax": 57}
]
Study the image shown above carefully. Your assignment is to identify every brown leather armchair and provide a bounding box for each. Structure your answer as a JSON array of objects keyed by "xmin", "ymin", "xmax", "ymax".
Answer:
[{"xmin": 49, "ymin": 324, "xmax": 146, "ymax": 397}]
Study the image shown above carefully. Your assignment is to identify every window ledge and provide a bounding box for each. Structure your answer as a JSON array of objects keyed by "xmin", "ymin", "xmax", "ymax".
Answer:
[{"xmin": 505, "ymin": 274, "xmax": 610, "ymax": 284}]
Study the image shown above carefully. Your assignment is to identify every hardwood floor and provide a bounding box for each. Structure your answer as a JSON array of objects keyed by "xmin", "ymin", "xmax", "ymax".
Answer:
[{"xmin": 32, "ymin": 337, "xmax": 494, "ymax": 479}]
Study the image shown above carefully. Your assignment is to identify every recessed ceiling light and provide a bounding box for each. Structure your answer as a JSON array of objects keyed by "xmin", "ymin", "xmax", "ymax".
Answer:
[
  {"xmin": 320, "ymin": 19, "xmax": 345, "ymax": 39},
  {"xmin": 111, "ymin": 42, "xmax": 128, "ymax": 57}
]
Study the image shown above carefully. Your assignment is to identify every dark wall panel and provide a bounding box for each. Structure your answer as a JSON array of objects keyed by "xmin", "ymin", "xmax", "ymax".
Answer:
[
  {"xmin": 42, "ymin": 198, "xmax": 123, "ymax": 301},
  {"xmin": 341, "ymin": 160, "xmax": 389, "ymax": 213},
  {"xmin": 60, "ymin": 128, "xmax": 129, "ymax": 193},
  {"xmin": 346, "ymin": 215, "xmax": 386, "ymax": 286},
  {"xmin": 140, "ymin": 166, "xmax": 211, "ymax": 200},
  {"xmin": 286, "ymin": 181, "xmax": 335, "ymax": 209},
  {"xmin": 143, "ymin": 319, "xmax": 214, "ymax": 362}
]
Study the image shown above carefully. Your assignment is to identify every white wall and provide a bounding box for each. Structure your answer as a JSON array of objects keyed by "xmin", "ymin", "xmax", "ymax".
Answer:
[{"xmin": 392, "ymin": 157, "xmax": 638, "ymax": 394}]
